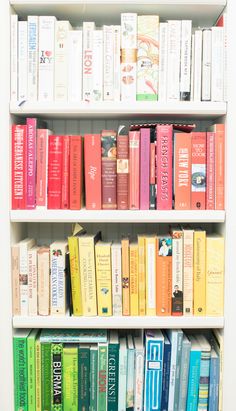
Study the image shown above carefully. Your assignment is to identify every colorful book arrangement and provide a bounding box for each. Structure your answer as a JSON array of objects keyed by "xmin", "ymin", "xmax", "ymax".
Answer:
[
  {"xmin": 11, "ymin": 13, "xmax": 226, "ymax": 104},
  {"xmin": 11, "ymin": 120, "xmax": 225, "ymax": 211},
  {"xmin": 13, "ymin": 328, "xmax": 222, "ymax": 411},
  {"xmin": 12, "ymin": 227, "xmax": 224, "ymax": 317}
]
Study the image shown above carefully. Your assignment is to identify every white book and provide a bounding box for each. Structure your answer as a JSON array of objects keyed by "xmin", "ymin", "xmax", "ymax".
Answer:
[
  {"xmin": 118, "ymin": 337, "xmax": 128, "ymax": 411},
  {"xmin": 28, "ymin": 246, "xmax": 39, "ymax": 316},
  {"xmin": 201, "ymin": 29, "xmax": 212, "ymax": 101},
  {"xmin": 19, "ymin": 238, "xmax": 35, "ymax": 315},
  {"xmin": 92, "ymin": 30, "xmax": 103, "ymax": 101},
  {"xmin": 83, "ymin": 21, "xmax": 95, "ymax": 101},
  {"xmin": 37, "ymin": 246, "xmax": 50, "ymax": 316},
  {"xmin": 54, "ymin": 20, "xmax": 72, "ymax": 101},
  {"xmin": 158, "ymin": 22, "xmax": 168, "ymax": 101},
  {"xmin": 27, "ymin": 16, "xmax": 38, "ymax": 101},
  {"xmin": 134, "ymin": 335, "xmax": 145, "ymax": 411},
  {"xmin": 126, "ymin": 335, "xmax": 135, "ymax": 409},
  {"xmin": 193, "ymin": 29, "xmax": 203, "ymax": 101},
  {"xmin": 167, "ymin": 20, "xmax": 181, "ymax": 101},
  {"xmin": 18, "ymin": 21, "xmax": 28, "ymax": 102},
  {"xmin": 183, "ymin": 228, "xmax": 194, "ymax": 316},
  {"xmin": 190, "ymin": 34, "xmax": 195, "ymax": 101},
  {"xmin": 50, "ymin": 241, "xmax": 68, "ymax": 315},
  {"xmin": 166, "ymin": 329, "xmax": 183, "ymax": 411},
  {"xmin": 180, "ymin": 20, "xmax": 192, "ymax": 101},
  {"xmin": 111, "ymin": 243, "xmax": 122, "ymax": 316},
  {"xmin": 11, "ymin": 14, "xmax": 18, "ymax": 101},
  {"xmin": 38, "ymin": 16, "xmax": 56, "ymax": 101},
  {"xmin": 103, "ymin": 25, "xmax": 114, "ymax": 101},
  {"xmin": 211, "ymin": 26, "xmax": 224, "ymax": 102},
  {"xmin": 113, "ymin": 25, "xmax": 121, "ymax": 101},
  {"xmin": 68, "ymin": 30, "xmax": 82, "ymax": 102},
  {"xmin": 121, "ymin": 13, "xmax": 137, "ymax": 102},
  {"xmin": 121, "ymin": 13, "xmax": 137, "ymax": 49}
]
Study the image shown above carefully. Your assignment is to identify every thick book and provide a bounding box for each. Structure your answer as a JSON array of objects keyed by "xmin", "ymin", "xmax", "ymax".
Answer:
[
  {"xmin": 140, "ymin": 128, "xmax": 150, "ymax": 209},
  {"xmin": 51, "ymin": 343, "xmax": 63, "ymax": 411},
  {"xmin": 193, "ymin": 229, "xmax": 206, "ymax": 316},
  {"xmin": 48, "ymin": 135, "xmax": 63, "ymax": 209},
  {"xmin": 37, "ymin": 246, "xmax": 50, "ymax": 316},
  {"xmin": 108, "ymin": 331, "xmax": 119, "ymax": 411},
  {"xmin": 191, "ymin": 132, "xmax": 206, "ymax": 210},
  {"xmin": 101, "ymin": 130, "xmax": 117, "ymax": 209},
  {"xmin": 13, "ymin": 329, "xmax": 30, "ymax": 411},
  {"xmin": 121, "ymin": 237, "xmax": 130, "ymax": 316},
  {"xmin": 129, "ymin": 130, "xmax": 140, "ymax": 209},
  {"xmin": 111, "ymin": 243, "xmax": 122, "ymax": 316},
  {"xmin": 36, "ymin": 129, "xmax": 50, "ymax": 208},
  {"xmin": 27, "ymin": 16, "xmax": 38, "ymax": 101},
  {"xmin": 68, "ymin": 30, "xmax": 82, "ymax": 102},
  {"xmin": 134, "ymin": 334, "xmax": 145, "ymax": 411},
  {"xmin": 166, "ymin": 20, "xmax": 181, "ymax": 101},
  {"xmin": 78, "ymin": 344, "xmax": 90, "ymax": 411},
  {"xmin": 206, "ymin": 132, "xmax": 215, "ymax": 210},
  {"xmin": 26, "ymin": 118, "xmax": 43, "ymax": 209},
  {"xmin": 27, "ymin": 329, "xmax": 38, "ymax": 411},
  {"xmin": 161, "ymin": 333, "xmax": 171, "ymax": 411},
  {"xmin": 174, "ymin": 132, "xmax": 191, "ymax": 210},
  {"xmin": 211, "ymin": 27, "xmax": 224, "ymax": 102},
  {"xmin": 92, "ymin": 30, "xmax": 103, "ymax": 101},
  {"xmin": 193, "ymin": 30, "xmax": 203, "ymax": 101},
  {"xmin": 208, "ymin": 348, "xmax": 220, "ymax": 411},
  {"xmin": 208, "ymin": 123, "xmax": 225, "ymax": 210},
  {"xmin": 50, "ymin": 241, "xmax": 68, "ymax": 315},
  {"xmin": 171, "ymin": 228, "xmax": 183, "ymax": 316},
  {"xmin": 145, "ymin": 235, "xmax": 157, "ymax": 316},
  {"xmin": 95, "ymin": 241, "xmax": 113, "ymax": 316},
  {"xmin": 103, "ymin": 25, "xmax": 114, "ymax": 100},
  {"xmin": 158, "ymin": 22, "xmax": 168, "ymax": 101},
  {"xmin": 129, "ymin": 243, "xmax": 139, "ymax": 316},
  {"xmin": 11, "ymin": 14, "xmax": 18, "ymax": 101},
  {"xmin": 156, "ymin": 124, "xmax": 173, "ymax": 210},
  {"xmin": 202, "ymin": 29, "xmax": 212, "ymax": 101},
  {"xmin": 117, "ymin": 134, "xmax": 129, "ymax": 210},
  {"xmin": 98, "ymin": 342, "xmax": 108, "ymax": 411},
  {"xmin": 68, "ymin": 233, "xmax": 84, "ymax": 316},
  {"xmin": 156, "ymin": 235, "xmax": 172, "ymax": 316},
  {"xmin": 18, "ymin": 21, "xmax": 28, "ymax": 101},
  {"xmin": 69, "ymin": 135, "xmax": 83, "ymax": 210},
  {"xmin": 54, "ymin": 20, "xmax": 72, "ymax": 101},
  {"xmin": 61, "ymin": 135, "xmax": 70, "ymax": 209},
  {"xmin": 138, "ymin": 235, "xmax": 146, "ymax": 315},
  {"xmin": 206, "ymin": 235, "xmax": 224, "ymax": 316},
  {"xmin": 63, "ymin": 345, "xmax": 78, "ymax": 411},
  {"xmin": 84, "ymin": 133, "xmax": 101, "ymax": 210},
  {"xmin": 38, "ymin": 16, "xmax": 56, "ymax": 101},
  {"xmin": 12, "ymin": 124, "xmax": 27, "ymax": 209}
]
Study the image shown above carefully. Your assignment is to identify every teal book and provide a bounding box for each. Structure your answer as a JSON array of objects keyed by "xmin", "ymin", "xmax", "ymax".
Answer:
[
  {"xmin": 186, "ymin": 335, "xmax": 201, "ymax": 411},
  {"xmin": 108, "ymin": 331, "xmax": 119, "ymax": 411},
  {"xmin": 51, "ymin": 343, "xmax": 63, "ymax": 411},
  {"xmin": 13, "ymin": 329, "xmax": 30, "ymax": 411},
  {"xmin": 178, "ymin": 333, "xmax": 191, "ymax": 411},
  {"xmin": 166, "ymin": 329, "xmax": 183, "ymax": 411},
  {"xmin": 208, "ymin": 348, "xmax": 220, "ymax": 411},
  {"xmin": 27, "ymin": 329, "xmax": 39, "ymax": 411},
  {"xmin": 126, "ymin": 334, "xmax": 135, "ymax": 411},
  {"xmin": 118, "ymin": 337, "xmax": 127, "ymax": 411},
  {"xmin": 78, "ymin": 344, "xmax": 90, "ymax": 411},
  {"xmin": 41, "ymin": 342, "xmax": 51, "ymax": 411},
  {"xmin": 63, "ymin": 344, "xmax": 78, "ymax": 411},
  {"xmin": 98, "ymin": 342, "xmax": 108, "ymax": 411},
  {"xmin": 40, "ymin": 329, "xmax": 107, "ymax": 343},
  {"xmin": 90, "ymin": 345, "xmax": 98, "ymax": 411},
  {"xmin": 196, "ymin": 334, "xmax": 211, "ymax": 411}
]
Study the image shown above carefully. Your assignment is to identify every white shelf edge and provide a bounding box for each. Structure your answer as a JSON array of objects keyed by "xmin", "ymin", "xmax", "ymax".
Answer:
[
  {"xmin": 12, "ymin": 315, "xmax": 224, "ymax": 329},
  {"xmin": 10, "ymin": 0, "xmax": 227, "ymax": 6},
  {"xmin": 10, "ymin": 210, "xmax": 226, "ymax": 223}
]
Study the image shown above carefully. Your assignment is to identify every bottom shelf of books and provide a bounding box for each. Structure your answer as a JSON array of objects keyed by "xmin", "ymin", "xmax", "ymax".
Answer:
[{"xmin": 13, "ymin": 327, "xmax": 223, "ymax": 411}]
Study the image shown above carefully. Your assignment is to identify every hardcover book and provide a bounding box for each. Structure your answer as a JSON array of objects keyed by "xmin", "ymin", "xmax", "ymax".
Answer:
[
  {"xmin": 69, "ymin": 135, "xmax": 83, "ymax": 210},
  {"xmin": 63, "ymin": 345, "xmax": 78, "ymax": 411},
  {"xmin": 101, "ymin": 130, "xmax": 117, "ymax": 209},
  {"xmin": 54, "ymin": 20, "xmax": 72, "ymax": 101},
  {"xmin": 12, "ymin": 124, "xmax": 27, "ymax": 209},
  {"xmin": 174, "ymin": 132, "xmax": 191, "ymax": 210},
  {"xmin": 83, "ymin": 22, "xmax": 95, "ymax": 102},
  {"xmin": 129, "ymin": 243, "xmax": 139, "ymax": 316},
  {"xmin": 37, "ymin": 246, "xmax": 50, "ymax": 316},
  {"xmin": 48, "ymin": 135, "xmax": 63, "ymax": 209},
  {"xmin": 78, "ymin": 345, "xmax": 90, "ymax": 411},
  {"xmin": 208, "ymin": 123, "xmax": 225, "ymax": 210},
  {"xmin": 61, "ymin": 135, "xmax": 70, "ymax": 209},
  {"xmin": 193, "ymin": 229, "xmax": 206, "ymax": 315},
  {"xmin": 140, "ymin": 128, "xmax": 150, "ymax": 209},
  {"xmin": 171, "ymin": 228, "xmax": 183, "ymax": 316},
  {"xmin": 156, "ymin": 124, "xmax": 173, "ymax": 210},
  {"xmin": 111, "ymin": 243, "xmax": 122, "ymax": 316},
  {"xmin": 145, "ymin": 235, "xmax": 157, "ymax": 316},
  {"xmin": 191, "ymin": 132, "xmax": 206, "ymax": 210},
  {"xmin": 121, "ymin": 237, "xmax": 130, "ymax": 316},
  {"xmin": 206, "ymin": 235, "xmax": 224, "ymax": 316},
  {"xmin": 13, "ymin": 329, "xmax": 30, "ymax": 411}
]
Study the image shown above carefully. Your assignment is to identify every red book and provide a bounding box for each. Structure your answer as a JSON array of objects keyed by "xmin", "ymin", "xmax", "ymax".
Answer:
[
  {"xmin": 47, "ymin": 135, "xmax": 63, "ymax": 209},
  {"xmin": 129, "ymin": 131, "xmax": 140, "ymax": 210},
  {"xmin": 191, "ymin": 132, "xmax": 206, "ymax": 210},
  {"xmin": 117, "ymin": 134, "xmax": 129, "ymax": 210},
  {"xmin": 156, "ymin": 124, "xmax": 173, "ymax": 210},
  {"xmin": 101, "ymin": 130, "xmax": 117, "ymax": 209},
  {"xmin": 26, "ymin": 118, "xmax": 37, "ymax": 209},
  {"xmin": 84, "ymin": 134, "xmax": 101, "ymax": 210},
  {"xmin": 36, "ymin": 129, "xmax": 50, "ymax": 208},
  {"xmin": 174, "ymin": 132, "xmax": 192, "ymax": 210},
  {"xmin": 70, "ymin": 135, "xmax": 83, "ymax": 210},
  {"xmin": 61, "ymin": 136, "xmax": 70, "ymax": 209},
  {"xmin": 209, "ymin": 123, "xmax": 225, "ymax": 210},
  {"xmin": 12, "ymin": 124, "xmax": 27, "ymax": 209},
  {"xmin": 206, "ymin": 132, "xmax": 215, "ymax": 210}
]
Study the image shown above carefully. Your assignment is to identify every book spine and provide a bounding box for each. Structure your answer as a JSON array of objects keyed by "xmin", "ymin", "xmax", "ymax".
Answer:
[
  {"xmin": 206, "ymin": 236, "xmax": 224, "ymax": 316},
  {"xmin": 28, "ymin": 247, "xmax": 38, "ymax": 316},
  {"xmin": 206, "ymin": 132, "xmax": 215, "ymax": 209},
  {"xmin": 156, "ymin": 237, "xmax": 172, "ymax": 316},
  {"xmin": 95, "ymin": 244, "xmax": 112, "ymax": 316},
  {"xmin": 174, "ymin": 331, "xmax": 184, "ymax": 410},
  {"xmin": 167, "ymin": 20, "xmax": 181, "ymax": 100},
  {"xmin": 90, "ymin": 348, "xmax": 98, "ymax": 411},
  {"xmin": 134, "ymin": 348, "xmax": 144, "ymax": 411},
  {"xmin": 186, "ymin": 351, "xmax": 201, "ymax": 411},
  {"xmin": 158, "ymin": 22, "xmax": 168, "ymax": 101},
  {"xmin": 54, "ymin": 21, "xmax": 71, "ymax": 101},
  {"xmin": 68, "ymin": 31, "xmax": 82, "ymax": 102},
  {"xmin": 35, "ymin": 337, "xmax": 41, "ymax": 411},
  {"xmin": 215, "ymin": 125, "xmax": 225, "ymax": 210},
  {"xmin": 13, "ymin": 336, "xmax": 28, "ymax": 411},
  {"xmin": 26, "ymin": 118, "xmax": 37, "ymax": 209},
  {"xmin": 145, "ymin": 237, "xmax": 156, "ymax": 316},
  {"xmin": 111, "ymin": 244, "xmax": 122, "ymax": 316},
  {"xmin": 36, "ymin": 129, "xmax": 48, "ymax": 208},
  {"xmin": 61, "ymin": 135, "xmax": 70, "ymax": 209},
  {"xmin": 38, "ymin": 16, "xmax": 55, "ymax": 101},
  {"xmin": 167, "ymin": 332, "xmax": 178, "ymax": 410},
  {"xmin": 12, "ymin": 244, "xmax": 20, "ymax": 315},
  {"xmin": 129, "ymin": 131, "xmax": 140, "ymax": 209},
  {"xmin": 84, "ymin": 134, "xmax": 102, "ymax": 210},
  {"xmin": 117, "ymin": 135, "xmax": 129, "ymax": 210},
  {"xmin": 174, "ymin": 133, "xmax": 191, "ymax": 210},
  {"xmin": 149, "ymin": 141, "xmax": 156, "ymax": 209},
  {"xmin": 171, "ymin": 235, "xmax": 183, "ymax": 316},
  {"xmin": 194, "ymin": 231, "xmax": 206, "ymax": 315},
  {"xmin": 79, "ymin": 237, "xmax": 98, "ymax": 316},
  {"xmin": 211, "ymin": 27, "xmax": 224, "ymax": 102},
  {"xmin": 126, "ymin": 343, "xmax": 135, "ymax": 409},
  {"xmin": 103, "ymin": 25, "xmax": 114, "ymax": 100},
  {"xmin": 178, "ymin": 340, "xmax": 191, "ymax": 411},
  {"xmin": 113, "ymin": 26, "xmax": 121, "ymax": 101},
  {"xmin": 50, "ymin": 244, "xmax": 67, "ymax": 315},
  {"xmin": 193, "ymin": 30, "xmax": 203, "ymax": 101},
  {"xmin": 108, "ymin": 343, "xmax": 119, "ymax": 411},
  {"xmin": 140, "ymin": 128, "xmax": 150, "ymax": 209},
  {"xmin": 28, "ymin": 16, "xmax": 38, "ymax": 101},
  {"xmin": 51, "ymin": 343, "xmax": 63, "ymax": 411},
  {"xmin": 208, "ymin": 356, "xmax": 219, "ymax": 411},
  {"xmin": 18, "ymin": 21, "xmax": 28, "ymax": 101},
  {"xmin": 180, "ymin": 20, "xmax": 192, "ymax": 101},
  {"xmin": 121, "ymin": 238, "xmax": 130, "ymax": 316},
  {"xmin": 161, "ymin": 341, "xmax": 171, "ymax": 411},
  {"xmin": 83, "ymin": 22, "xmax": 95, "ymax": 101},
  {"xmin": 19, "ymin": 243, "xmax": 29, "ymax": 316},
  {"xmin": 27, "ymin": 332, "xmax": 37, "ymax": 411},
  {"xmin": 68, "ymin": 237, "xmax": 83, "ymax": 316},
  {"xmin": 69, "ymin": 135, "xmax": 83, "ymax": 210},
  {"xmin": 118, "ymin": 343, "xmax": 127, "ymax": 411},
  {"xmin": 198, "ymin": 350, "xmax": 211, "ymax": 410},
  {"xmin": 63, "ymin": 347, "xmax": 78, "ymax": 411},
  {"xmin": 11, "ymin": 14, "xmax": 18, "ymax": 101},
  {"xmin": 48, "ymin": 135, "xmax": 63, "ymax": 209},
  {"xmin": 98, "ymin": 343, "xmax": 108, "ymax": 411},
  {"xmin": 138, "ymin": 236, "xmax": 146, "ymax": 316},
  {"xmin": 202, "ymin": 29, "xmax": 212, "ymax": 101},
  {"xmin": 92, "ymin": 30, "xmax": 103, "ymax": 101},
  {"xmin": 38, "ymin": 248, "xmax": 50, "ymax": 316},
  {"xmin": 190, "ymin": 34, "xmax": 195, "ymax": 101},
  {"xmin": 144, "ymin": 336, "xmax": 164, "ymax": 411},
  {"xmin": 183, "ymin": 230, "xmax": 194, "ymax": 316},
  {"xmin": 41, "ymin": 342, "xmax": 51, "ymax": 411},
  {"xmin": 121, "ymin": 13, "xmax": 137, "ymax": 101},
  {"xmin": 156, "ymin": 124, "xmax": 173, "ymax": 210},
  {"xmin": 191, "ymin": 132, "xmax": 206, "ymax": 210},
  {"xmin": 101, "ymin": 132, "xmax": 117, "ymax": 209},
  {"xmin": 12, "ymin": 124, "xmax": 27, "ymax": 209},
  {"xmin": 129, "ymin": 244, "xmax": 139, "ymax": 316}
]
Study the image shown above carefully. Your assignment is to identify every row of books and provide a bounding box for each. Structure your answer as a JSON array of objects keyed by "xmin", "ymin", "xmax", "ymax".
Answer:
[
  {"xmin": 11, "ymin": 13, "xmax": 226, "ymax": 104},
  {"xmin": 11, "ymin": 120, "xmax": 225, "ymax": 210},
  {"xmin": 12, "ymin": 227, "xmax": 224, "ymax": 317},
  {"xmin": 13, "ymin": 328, "xmax": 222, "ymax": 411}
]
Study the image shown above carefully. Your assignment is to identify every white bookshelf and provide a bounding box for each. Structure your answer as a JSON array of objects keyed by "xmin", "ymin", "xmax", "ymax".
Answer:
[{"xmin": 1, "ymin": 0, "xmax": 236, "ymax": 410}]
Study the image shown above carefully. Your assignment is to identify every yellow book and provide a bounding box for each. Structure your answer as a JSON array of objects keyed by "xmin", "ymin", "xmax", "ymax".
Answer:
[
  {"xmin": 95, "ymin": 241, "xmax": 112, "ymax": 316},
  {"xmin": 79, "ymin": 232, "xmax": 101, "ymax": 316},
  {"xmin": 129, "ymin": 243, "xmax": 139, "ymax": 316},
  {"xmin": 145, "ymin": 235, "xmax": 157, "ymax": 316},
  {"xmin": 206, "ymin": 235, "xmax": 224, "ymax": 316},
  {"xmin": 121, "ymin": 237, "xmax": 130, "ymax": 316},
  {"xmin": 138, "ymin": 235, "xmax": 146, "ymax": 315},
  {"xmin": 35, "ymin": 335, "xmax": 41, "ymax": 411},
  {"xmin": 68, "ymin": 236, "xmax": 83, "ymax": 316},
  {"xmin": 193, "ymin": 229, "xmax": 206, "ymax": 316}
]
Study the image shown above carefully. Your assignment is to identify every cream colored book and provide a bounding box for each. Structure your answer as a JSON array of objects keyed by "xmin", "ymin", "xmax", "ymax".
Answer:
[
  {"xmin": 111, "ymin": 243, "xmax": 122, "ymax": 316},
  {"xmin": 183, "ymin": 229, "xmax": 194, "ymax": 316},
  {"xmin": 19, "ymin": 238, "xmax": 36, "ymax": 315},
  {"xmin": 37, "ymin": 246, "xmax": 50, "ymax": 316},
  {"xmin": 193, "ymin": 229, "xmax": 206, "ymax": 316},
  {"xmin": 206, "ymin": 234, "xmax": 224, "ymax": 316},
  {"xmin": 11, "ymin": 243, "xmax": 20, "ymax": 315},
  {"xmin": 50, "ymin": 241, "xmax": 68, "ymax": 315},
  {"xmin": 95, "ymin": 241, "xmax": 112, "ymax": 316},
  {"xmin": 54, "ymin": 20, "xmax": 72, "ymax": 101},
  {"xmin": 28, "ymin": 246, "xmax": 39, "ymax": 316},
  {"xmin": 145, "ymin": 235, "xmax": 157, "ymax": 316}
]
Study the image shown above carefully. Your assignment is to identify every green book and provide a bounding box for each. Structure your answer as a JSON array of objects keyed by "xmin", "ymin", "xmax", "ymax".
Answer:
[
  {"xmin": 13, "ymin": 329, "xmax": 30, "ymax": 411},
  {"xmin": 63, "ymin": 345, "xmax": 78, "ymax": 411},
  {"xmin": 98, "ymin": 342, "xmax": 108, "ymax": 411},
  {"xmin": 90, "ymin": 345, "xmax": 98, "ymax": 411},
  {"xmin": 108, "ymin": 331, "xmax": 119, "ymax": 411},
  {"xmin": 27, "ymin": 329, "xmax": 38, "ymax": 411},
  {"xmin": 78, "ymin": 344, "xmax": 90, "ymax": 411},
  {"xmin": 51, "ymin": 343, "xmax": 63, "ymax": 411},
  {"xmin": 41, "ymin": 342, "xmax": 51, "ymax": 411},
  {"xmin": 40, "ymin": 329, "xmax": 107, "ymax": 343}
]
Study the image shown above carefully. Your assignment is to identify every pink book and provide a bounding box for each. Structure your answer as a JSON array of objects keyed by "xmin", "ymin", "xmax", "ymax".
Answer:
[
  {"xmin": 156, "ymin": 124, "xmax": 173, "ymax": 210},
  {"xmin": 140, "ymin": 128, "xmax": 150, "ymax": 209},
  {"xmin": 26, "ymin": 118, "xmax": 37, "ymax": 209},
  {"xmin": 61, "ymin": 135, "xmax": 70, "ymax": 209},
  {"xmin": 36, "ymin": 129, "xmax": 50, "ymax": 208},
  {"xmin": 129, "ymin": 131, "xmax": 140, "ymax": 209},
  {"xmin": 206, "ymin": 131, "xmax": 215, "ymax": 210}
]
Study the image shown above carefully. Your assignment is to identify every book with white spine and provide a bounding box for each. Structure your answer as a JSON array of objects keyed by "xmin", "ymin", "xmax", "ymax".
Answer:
[
  {"xmin": 111, "ymin": 243, "xmax": 122, "ymax": 316},
  {"xmin": 50, "ymin": 241, "xmax": 68, "ymax": 315},
  {"xmin": 211, "ymin": 26, "xmax": 224, "ymax": 102},
  {"xmin": 193, "ymin": 29, "xmax": 203, "ymax": 101},
  {"xmin": 28, "ymin": 246, "xmax": 39, "ymax": 316},
  {"xmin": 121, "ymin": 13, "xmax": 137, "ymax": 102},
  {"xmin": 92, "ymin": 29, "xmax": 103, "ymax": 101},
  {"xmin": 159, "ymin": 22, "xmax": 168, "ymax": 101},
  {"xmin": 68, "ymin": 30, "xmax": 82, "ymax": 102},
  {"xmin": 134, "ymin": 334, "xmax": 145, "ymax": 411},
  {"xmin": 113, "ymin": 25, "xmax": 121, "ymax": 101},
  {"xmin": 180, "ymin": 20, "xmax": 192, "ymax": 101},
  {"xmin": 202, "ymin": 29, "xmax": 212, "ymax": 101},
  {"xmin": 54, "ymin": 20, "xmax": 72, "ymax": 101},
  {"xmin": 103, "ymin": 25, "xmax": 114, "ymax": 101},
  {"xmin": 38, "ymin": 16, "xmax": 56, "ymax": 101},
  {"xmin": 19, "ymin": 238, "xmax": 36, "ymax": 315},
  {"xmin": 83, "ymin": 21, "xmax": 95, "ymax": 102},
  {"xmin": 167, "ymin": 20, "xmax": 181, "ymax": 101},
  {"xmin": 18, "ymin": 21, "xmax": 28, "ymax": 102},
  {"xmin": 27, "ymin": 16, "xmax": 38, "ymax": 101},
  {"xmin": 11, "ymin": 14, "xmax": 18, "ymax": 101},
  {"xmin": 190, "ymin": 33, "xmax": 195, "ymax": 100}
]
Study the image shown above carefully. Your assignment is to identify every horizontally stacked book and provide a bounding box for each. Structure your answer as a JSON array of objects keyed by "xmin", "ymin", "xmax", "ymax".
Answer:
[
  {"xmin": 13, "ymin": 328, "xmax": 222, "ymax": 411},
  {"xmin": 12, "ymin": 226, "xmax": 224, "ymax": 318},
  {"xmin": 11, "ymin": 120, "xmax": 225, "ymax": 210},
  {"xmin": 11, "ymin": 13, "xmax": 226, "ymax": 103}
]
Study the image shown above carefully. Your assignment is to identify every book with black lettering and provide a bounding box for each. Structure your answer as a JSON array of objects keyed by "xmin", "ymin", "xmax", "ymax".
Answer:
[
  {"xmin": 108, "ymin": 331, "xmax": 119, "ymax": 411},
  {"xmin": 51, "ymin": 343, "xmax": 63, "ymax": 411},
  {"xmin": 78, "ymin": 344, "xmax": 90, "ymax": 411},
  {"xmin": 13, "ymin": 329, "xmax": 30, "ymax": 411}
]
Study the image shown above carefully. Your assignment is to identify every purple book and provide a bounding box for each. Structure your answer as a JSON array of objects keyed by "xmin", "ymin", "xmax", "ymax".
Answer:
[{"xmin": 140, "ymin": 128, "xmax": 150, "ymax": 209}]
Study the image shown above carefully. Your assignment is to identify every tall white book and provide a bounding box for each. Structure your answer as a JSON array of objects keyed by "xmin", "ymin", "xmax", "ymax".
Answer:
[
  {"xmin": 180, "ymin": 20, "xmax": 192, "ymax": 101},
  {"xmin": 121, "ymin": 13, "xmax": 137, "ymax": 102},
  {"xmin": 193, "ymin": 29, "xmax": 203, "ymax": 101},
  {"xmin": 202, "ymin": 29, "xmax": 212, "ymax": 101},
  {"xmin": 211, "ymin": 26, "xmax": 224, "ymax": 102},
  {"xmin": 38, "ymin": 16, "xmax": 56, "ymax": 101},
  {"xmin": 92, "ymin": 29, "xmax": 103, "ymax": 101},
  {"xmin": 113, "ymin": 25, "xmax": 121, "ymax": 101},
  {"xmin": 159, "ymin": 22, "xmax": 168, "ymax": 101},
  {"xmin": 10, "ymin": 14, "xmax": 18, "ymax": 101},
  {"xmin": 68, "ymin": 30, "xmax": 83, "ymax": 102},
  {"xmin": 27, "ymin": 16, "xmax": 38, "ymax": 101},
  {"xmin": 111, "ymin": 243, "xmax": 122, "ymax": 316},
  {"xmin": 19, "ymin": 238, "xmax": 36, "ymax": 315},
  {"xmin": 103, "ymin": 25, "xmax": 114, "ymax": 101},
  {"xmin": 18, "ymin": 21, "xmax": 28, "ymax": 101},
  {"xmin": 83, "ymin": 21, "xmax": 95, "ymax": 101},
  {"xmin": 54, "ymin": 20, "xmax": 72, "ymax": 101},
  {"xmin": 167, "ymin": 20, "xmax": 181, "ymax": 101},
  {"xmin": 190, "ymin": 33, "xmax": 195, "ymax": 101},
  {"xmin": 28, "ymin": 246, "xmax": 39, "ymax": 316}
]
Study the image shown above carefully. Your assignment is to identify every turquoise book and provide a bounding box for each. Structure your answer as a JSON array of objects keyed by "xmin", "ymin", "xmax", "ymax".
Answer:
[
  {"xmin": 186, "ymin": 335, "xmax": 201, "ymax": 411},
  {"xmin": 90, "ymin": 345, "xmax": 98, "ymax": 411},
  {"xmin": 13, "ymin": 329, "xmax": 30, "ymax": 411},
  {"xmin": 107, "ymin": 331, "xmax": 119, "ymax": 411},
  {"xmin": 208, "ymin": 348, "xmax": 220, "ymax": 411},
  {"xmin": 178, "ymin": 333, "xmax": 191, "ymax": 411},
  {"xmin": 78, "ymin": 344, "xmax": 90, "ymax": 411},
  {"xmin": 118, "ymin": 337, "xmax": 127, "ymax": 411},
  {"xmin": 126, "ymin": 334, "xmax": 135, "ymax": 411},
  {"xmin": 27, "ymin": 329, "xmax": 39, "ymax": 411},
  {"xmin": 196, "ymin": 334, "xmax": 211, "ymax": 411}
]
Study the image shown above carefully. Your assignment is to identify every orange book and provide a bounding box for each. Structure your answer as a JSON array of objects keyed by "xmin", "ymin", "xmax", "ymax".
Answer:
[
  {"xmin": 174, "ymin": 132, "xmax": 191, "ymax": 209},
  {"xmin": 191, "ymin": 132, "xmax": 206, "ymax": 210},
  {"xmin": 208, "ymin": 123, "xmax": 225, "ymax": 210},
  {"xmin": 121, "ymin": 237, "xmax": 130, "ymax": 315},
  {"xmin": 69, "ymin": 135, "xmax": 83, "ymax": 210},
  {"xmin": 156, "ymin": 235, "xmax": 172, "ymax": 316}
]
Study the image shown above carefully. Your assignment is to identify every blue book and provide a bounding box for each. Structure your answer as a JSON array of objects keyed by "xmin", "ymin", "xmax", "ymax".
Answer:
[
  {"xmin": 160, "ymin": 333, "xmax": 171, "ymax": 411},
  {"xmin": 208, "ymin": 348, "xmax": 220, "ymax": 411},
  {"xmin": 178, "ymin": 333, "xmax": 191, "ymax": 411},
  {"xmin": 166, "ymin": 329, "xmax": 183, "ymax": 411},
  {"xmin": 186, "ymin": 335, "xmax": 201, "ymax": 411},
  {"xmin": 144, "ymin": 330, "xmax": 164, "ymax": 411},
  {"xmin": 196, "ymin": 334, "xmax": 211, "ymax": 411}
]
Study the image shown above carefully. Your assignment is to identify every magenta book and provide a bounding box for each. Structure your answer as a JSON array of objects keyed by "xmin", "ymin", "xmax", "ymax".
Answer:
[
  {"xmin": 129, "ymin": 130, "xmax": 140, "ymax": 209},
  {"xmin": 26, "ymin": 118, "xmax": 37, "ymax": 209},
  {"xmin": 156, "ymin": 124, "xmax": 173, "ymax": 210},
  {"xmin": 140, "ymin": 128, "xmax": 150, "ymax": 209}
]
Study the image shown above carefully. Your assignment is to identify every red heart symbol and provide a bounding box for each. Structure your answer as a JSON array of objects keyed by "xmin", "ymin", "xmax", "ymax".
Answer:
[{"xmin": 45, "ymin": 51, "xmax": 52, "ymax": 57}]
